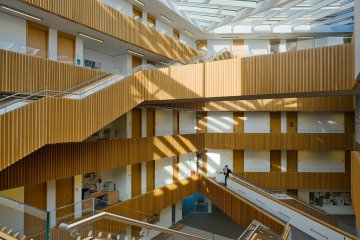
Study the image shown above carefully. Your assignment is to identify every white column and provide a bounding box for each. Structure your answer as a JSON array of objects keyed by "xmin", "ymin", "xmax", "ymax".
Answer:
[
  {"xmin": 47, "ymin": 180, "xmax": 56, "ymax": 227},
  {"xmin": 279, "ymin": 40, "xmax": 286, "ymax": 53},
  {"xmin": 48, "ymin": 29, "xmax": 57, "ymax": 60},
  {"xmin": 141, "ymin": 162, "xmax": 147, "ymax": 194},
  {"xmin": 75, "ymin": 37, "xmax": 84, "ymax": 66},
  {"xmin": 74, "ymin": 175, "xmax": 83, "ymax": 218}
]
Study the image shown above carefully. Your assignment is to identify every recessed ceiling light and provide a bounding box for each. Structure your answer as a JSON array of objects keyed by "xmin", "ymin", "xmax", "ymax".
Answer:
[
  {"xmin": 127, "ymin": 49, "xmax": 144, "ymax": 57},
  {"xmin": 1, "ymin": 5, "xmax": 42, "ymax": 21},
  {"xmin": 321, "ymin": 6, "xmax": 339, "ymax": 10},
  {"xmin": 78, "ymin": 33, "xmax": 104, "ymax": 43},
  {"xmin": 134, "ymin": 0, "xmax": 144, "ymax": 6},
  {"xmin": 160, "ymin": 14, "xmax": 173, "ymax": 24},
  {"xmin": 297, "ymin": 36, "xmax": 314, "ymax": 39}
]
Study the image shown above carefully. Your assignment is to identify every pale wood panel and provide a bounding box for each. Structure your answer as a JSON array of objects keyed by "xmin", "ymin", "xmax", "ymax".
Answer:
[
  {"xmin": 27, "ymin": 21, "xmax": 48, "ymax": 59},
  {"xmin": 287, "ymin": 150, "xmax": 298, "ymax": 172},
  {"xmin": 345, "ymin": 112, "xmax": 355, "ymax": 133},
  {"xmin": 287, "ymin": 112, "xmax": 298, "ymax": 133},
  {"xmin": 205, "ymin": 133, "xmax": 354, "ymax": 150},
  {"xmin": 233, "ymin": 150, "xmax": 244, "ymax": 172},
  {"xmin": 236, "ymin": 172, "xmax": 350, "ymax": 190},
  {"xmin": 131, "ymin": 163, "xmax": 141, "ymax": 197},
  {"xmin": 153, "ymin": 96, "xmax": 354, "ymax": 112},
  {"xmin": 0, "ymin": 44, "xmax": 355, "ymax": 172},
  {"xmin": 146, "ymin": 160, "xmax": 155, "ymax": 192},
  {"xmin": 196, "ymin": 112, "xmax": 207, "ymax": 133},
  {"xmin": 233, "ymin": 112, "xmax": 244, "ymax": 133},
  {"xmin": 57, "ymin": 32, "xmax": 75, "ymax": 64},
  {"xmin": 24, "ymin": 0, "xmax": 197, "ymax": 60},
  {"xmin": 204, "ymin": 44, "xmax": 355, "ymax": 98},
  {"xmin": 24, "ymin": 182, "xmax": 47, "ymax": 237},
  {"xmin": 0, "ymin": 49, "xmax": 104, "ymax": 93},
  {"xmin": 132, "ymin": 108, "xmax": 141, "ymax": 138},
  {"xmin": 146, "ymin": 109, "xmax": 155, "ymax": 137},
  {"xmin": 270, "ymin": 150, "xmax": 281, "ymax": 172},
  {"xmin": 56, "ymin": 177, "xmax": 74, "ymax": 220},
  {"xmin": 0, "ymin": 132, "xmax": 354, "ymax": 190},
  {"xmin": 351, "ymin": 151, "xmax": 360, "ymax": 229},
  {"xmin": 200, "ymin": 176, "xmax": 285, "ymax": 234},
  {"xmin": 132, "ymin": 56, "xmax": 142, "ymax": 68},
  {"xmin": 270, "ymin": 112, "xmax": 281, "ymax": 133}
]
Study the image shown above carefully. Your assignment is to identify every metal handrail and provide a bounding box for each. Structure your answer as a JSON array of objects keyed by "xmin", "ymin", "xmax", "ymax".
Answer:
[
  {"xmin": 231, "ymin": 173, "xmax": 328, "ymax": 215},
  {"xmin": 59, "ymin": 212, "xmax": 208, "ymax": 240}
]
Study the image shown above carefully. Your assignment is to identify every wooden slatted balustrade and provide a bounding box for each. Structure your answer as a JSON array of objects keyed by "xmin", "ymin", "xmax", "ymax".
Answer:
[
  {"xmin": 351, "ymin": 151, "xmax": 360, "ymax": 229},
  {"xmin": 0, "ymin": 44, "xmax": 356, "ymax": 172},
  {"xmin": 23, "ymin": 0, "xmax": 197, "ymax": 60},
  {"xmin": 0, "ymin": 133, "xmax": 352, "ymax": 191},
  {"xmin": 0, "ymin": 49, "xmax": 105, "ymax": 93}
]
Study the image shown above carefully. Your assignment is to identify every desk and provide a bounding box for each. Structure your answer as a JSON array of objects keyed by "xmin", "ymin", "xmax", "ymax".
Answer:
[{"xmin": 85, "ymin": 190, "xmax": 119, "ymax": 205}]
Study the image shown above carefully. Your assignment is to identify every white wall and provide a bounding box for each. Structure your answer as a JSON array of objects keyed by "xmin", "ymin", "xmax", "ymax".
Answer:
[
  {"xmin": 281, "ymin": 150, "xmax": 287, "ymax": 172},
  {"xmin": 281, "ymin": 112, "xmax": 287, "ymax": 133},
  {"xmin": 178, "ymin": 152, "xmax": 197, "ymax": 180},
  {"xmin": 97, "ymin": 166, "xmax": 131, "ymax": 200},
  {"xmin": 175, "ymin": 201, "xmax": 182, "ymax": 222},
  {"xmin": 207, "ymin": 40, "xmax": 233, "ymax": 55},
  {"xmin": 156, "ymin": 20, "xmax": 173, "ymax": 38},
  {"xmin": 244, "ymin": 151, "xmax": 270, "ymax": 172},
  {"xmin": 179, "ymin": 33, "xmax": 196, "ymax": 49},
  {"xmin": 207, "ymin": 111, "xmax": 233, "ymax": 133},
  {"xmin": 298, "ymin": 151, "xmax": 345, "ymax": 172},
  {"xmin": 155, "ymin": 157, "xmax": 174, "ymax": 188},
  {"xmin": 75, "ymin": 37, "xmax": 83, "ymax": 66},
  {"xmin": 0, "ymin": 12, "xmax": 26, "ymax": 51},
  {"xmin": 102, "ymin": 0, "xmax": 133, "ymax": 16},
  {"xmin": 179, "ymin": 111, "xmax": 196, "ymax": 134},
  {"xmin": 206, "ymin": 149, "xmax": 233, "ymax": 177},
  {"xmin": 84, "ymin": 48, "xmax": 114, "ymax": 71},
  {"xmin": 298, "ymin": 112, "xmax": 344, "ymax": 133},
  {"xmin": 0, "ymin": 187, "xmax": 25, "ymax": 235},
  {"xmin": 114, "ymin": 54, "xmax": 132, "ymax": 72},
  {"xmin": 145, "ymin": 206, "xmax": 173, "ymax": 239},
  {"xmin": 315, "ymin": 37, "xmax": 344, "ymax": 48},
  {"xmin": 243, "ymin": 40, "xmax": 270, "ymax": 56},
  {"xmin": 155, "ymin": 109, "xmax": 173, "ymax": 136},
  {"xmin": 244, "ymin": 112, "xmax": 270, "ymax": 133},
  {"xmin": 298, "ymin": 190, "xmax": 354, "ymax": 215},
  {"xmin": 297, "ymin": 39, "xmax": 314, "ymax": 50},
  {"xmin": 126, "ymin": 111, "xmax": 132, "ymax": 138},
  {"xmin": 48, "ymin": 29, "xmax": 58, "ymax": 61}
]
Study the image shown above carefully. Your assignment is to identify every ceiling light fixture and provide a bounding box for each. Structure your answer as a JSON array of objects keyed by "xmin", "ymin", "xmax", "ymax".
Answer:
[
  {"xmin": 183, "ymin": 29, "xmax": 194, "ymax": 37},
  {"xmin": 134, "ymin": 0, "xmax": 144, "ymax": 6},
  {"xmin": 78, "ymin": 33, "xmax": 104, "ymax": 42},
  {"xmin": 321, "ymin": 6, "xmax": 340, "ymax": 10},
  {"xmin": 297, "ymin": 36, "xmax": 314, "ymax": 39},
  {"xmin": 1, "ymin": 5, "xmax": 42, "ymax": 21},
  {"xmin": 160, "ymin": 14, "xmax": 173, "ymax": 24},
  {"xmin": 221, "ymin": 36, "xmax": 239, "ymax": 39},
  {"xmin": 127, "ymin": 49, "xmax": 144, "ymax": 57}
]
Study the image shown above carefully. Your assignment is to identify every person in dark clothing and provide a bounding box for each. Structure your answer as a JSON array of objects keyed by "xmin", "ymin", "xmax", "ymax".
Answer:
[{"xmin": 223, "ymin": 165, "xmax": 232, "ymax": 186}]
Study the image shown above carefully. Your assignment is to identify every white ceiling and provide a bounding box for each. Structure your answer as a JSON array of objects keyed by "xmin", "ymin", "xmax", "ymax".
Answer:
[{"xmin": 152, "ymin": 0, "xmax": 354, "ymax": 38}]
